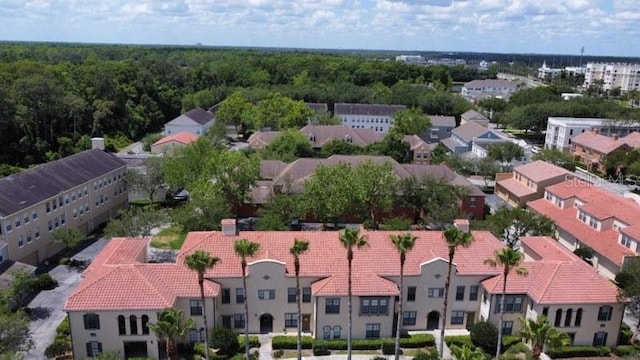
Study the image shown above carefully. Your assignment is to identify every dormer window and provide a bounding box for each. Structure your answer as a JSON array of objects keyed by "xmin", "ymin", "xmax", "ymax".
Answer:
[
  {"xmin": 345, "ymin": 135, "xmax": 352, "ymax": 143},
  {"xmin": 309, "ymin": 133, "xmax": 316, "ymax": 142}
]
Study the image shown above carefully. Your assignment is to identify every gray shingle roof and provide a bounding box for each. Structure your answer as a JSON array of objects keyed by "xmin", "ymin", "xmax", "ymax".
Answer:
[
  {"xmin": 452, "ymin": 122, "xmax": 492, "ymax": 143},
  {"xmin": 167, "ymin": 107, "xmax": 215, "ymax": 126},
  {"xmin": 306, "ymin": 103, "xmax": 329, "ymax": 113},
  {"xmin": 0, "ymin": 149, "xmax": 126, "ymax": 217},
  {"xmin": 334, "ymin": 103, "xmax": 406, "ymax": 116},
  {"xmin": 429, "ymin": 115, "xmax": 456, "ymax": 128}
]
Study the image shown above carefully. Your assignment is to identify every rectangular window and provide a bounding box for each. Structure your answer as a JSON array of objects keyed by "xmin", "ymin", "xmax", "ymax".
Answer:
[
  {"xmin": 61, "ymin": 214, "xmax": 66, "ymax": 225},
  {"xmin": 365, "ymin": 323, "xmax": 381, "ymax": 339},
  {"xmin": 73, "ymin": 209, "xmax": 78, "ymax": 219},
  {"xmin": 46, "ymin": 202, "xmax": 51, "ymax": 213},
  {"xmin": 189, "ymin": 329, "xmax": 198, "ymax": 343},
  {"xmin": 402, "ymin": 311, "xmax": 417, "ymax": 326},
  {"xmin": 6, "ymin": 223, "xmax": 11, "ymax": 232},
  {"xmin": 18, "ymin": 235, "xmax": 24, "ymax": 248},
  {"xmin": 32, "ymin": 210, "xmax": 37, "ymax": 219},
  {"xmin": 302, "ymin": 287, "xmax": 311, "ymax": 303},
  {"xmin": 233, "ymin": 314, "xmax": 245, "ymax": 329},
  {"xmin": 360, "ymin": 297, "xmax": 388, "ymax": 315},
  {"xmin": 26, "ymin": 233, "xmax": 32, "ymax": 243},
  {"xmin": 35, "ymin": 227, "xmax": 40, "ymax": 239},
  {"xmin": 593, "ymin": 331, "xmax": 608, "ymax": 346},
  {"xmin": 407, "ymin": 286, "xmax": 417, "ymax": 302},
  {"xmin": 451, "ymin": 311, "xmax": 465, "ymax": 325},
  {"xmin": 236, "ymin": 288, "xmax": 245, "ymax": 304},
  {"xmin": 455, "ymin": 286, "xmax": 465, "ymax": 301},
  {"xmin": 502, "ymin": 321, "xmax": 513, "ymax": 335},
  {"xmin": 83, "ymin": 313, "xmax": 100, "ymax": 330},
  {"xmin": 598, "ymin": 306, "xmax": 612, "ymax": 321},
  {"xmin": 190, "ymin": 300, "xmax": 203, "ymax": 316},
  {"xmin": 15, "ymin": 217, "xmax": 20, "ymax": 228},
  {"xmin": 495, "ymin": 295, "xmax": 523, "ymax": 313},
  {"xmin": 72, "ymin": 193, "xmax": 76, "ymax": 201},
  {"xmin": 258, "ymin": 289, "xmax": 276, "ymax": 300},
  {"xmin": 428, "ymin": 288, "xmax": 445, "ymax": 298},
  {"xmin": 48, "ymin": 220, "xmax": 53, "ymax": 231},
  {"xmin": 221, "ymin": 288, "xmax": 231, "ymax": 304},
  {"xmin": 469, "ymin": 286, "xmax": 479, "ymax": 301},
  {"xmin": 24, "ymin": 214, "xmax": 29, "ymax": 224},
  {"xmin": 65, "ymin": 196, "xmax": 69, "ymax": 205},
  {"xmin": 284, "ymin": 313, "xmax": 298, "ymax": 327},
  {"xmin": 288, "ymin": 287, "xmax": 297, "ymax": 303},
  {"xmin": 58, "ymin": 197, "xmax": 63, "ymax": 208},
  {"xmin": 86, "ymin": 341, "xmax": 102, "ymax": 357},
  {"xmin": 54, "ymin": 217, "xmax": 59, "ymax": 228},
  {"xmin": 326, "ymin": 298, "xmax": 340, "ymax": 314}
]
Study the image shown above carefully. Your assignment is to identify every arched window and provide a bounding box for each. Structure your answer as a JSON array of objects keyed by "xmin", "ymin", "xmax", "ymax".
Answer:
[
  {"xmin": 333, "ymin": 325, "xmax": 342, "ymax": 339},
  {"xmin": 575, "ymin": 308, "xmax": 583, "ymax": 327},
  {"xmin": 141, "ymin": 315, "xmax": 149, "ymax": 335},
  {"xmin": 323, "ymin": 326, "xmax": 331, "ymax": 340},
  {"xmin": 117, "ymin": 315, "xmax": 126, "ymax": 335},
  {"xmin": 564, "ymin": 309, "xmax": 573, "ymax": 327},
  {"xmin": 554, "ymin": 309, "xmax": 562, "ymax": 327},
  {"xmin": 189, "ymin": 329, "xmax": 198, "ymax": 343},
  {"xmin": 130, "ymin": 315, "xmax": 138, "ymax": 335}
]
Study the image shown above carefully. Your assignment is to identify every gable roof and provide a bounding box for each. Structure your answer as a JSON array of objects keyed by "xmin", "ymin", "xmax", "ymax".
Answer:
[
  {"xmin": 166, "ymin": 107, "xmax": 215, "ymax": 127},
  {"xmin": 152, "ymin": 132, "xmax": 199, "ymax": 147},
  {"xmin": 429, "ymin": 115, "xmax": 456, "ymax": 128},
  {"xmin": 571, "ymin": 131, "xmax": 628, "ymax": 154},
  {"xmin": 452, "ymin": 122, "xmax": 493, "ymax": 143},
  {"xmin": 0, "ymin": 149, "xmax": 125, "ymax": 217},
  {"xmin": 514, "ymin": 160, "xmax": 570, "ymax": 182},
  {"xmin": 623, "ymin": 132, "xmax": 640, "ymax": 148},
  {"xmin": 334, "ymin": 103, "xmax": 406, "ymax": 116},
  {"xmin": 461, "ymin": 110, "xmax": 489, "ymax": 122},
  {"xmin": 301, "ymin": 125, "xmax": 383, "ymax": 147},
  {"xmin": 482, "ymin": 236, "xmax": 619, "ymax": 304}
]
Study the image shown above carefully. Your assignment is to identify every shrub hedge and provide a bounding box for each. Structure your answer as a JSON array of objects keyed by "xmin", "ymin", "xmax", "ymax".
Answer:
[
  {"xmin": 445, "ymin": 335, "xmax": 474, "ymax": 349},
  {"xmin": 547, "ymin": 345, "xmax": 611, "ymax": 358},
  {"xmin": 619, "ymin": 322, "xmax": 633, "ymax": 345},
  {"xmin": 400, "ymin": 333, "xmax": 436, "ymax": 348},
  {"xmin": 381, "ymin": 341, "xmax": 396, "ymax": 355},
  {"xmin": 614, "ymin": 345, "xmax": 636, "ymax": 356},
  {"xmin": 501, "ymin": 336, "xmax": 521, "ymax": 351},
  {"xmin": 271, "ymin": 335, "xmax": 314, "ymax": 349},
  {"xmin": 272, "ymin": 333, "xmax": 435, "ymax": 351},
  {"xmin": 313, "ymin": 341, "xmax": 331, "ymax": 356},
  {"xmin": 238, "ymin": 335, "xmax": 261, "ymax": 349}
]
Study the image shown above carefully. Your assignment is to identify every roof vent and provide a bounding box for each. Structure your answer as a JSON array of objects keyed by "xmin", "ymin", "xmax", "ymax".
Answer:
[{"xmin": 221, "ymin": 219, "xmax": 238, "ymax": 236}]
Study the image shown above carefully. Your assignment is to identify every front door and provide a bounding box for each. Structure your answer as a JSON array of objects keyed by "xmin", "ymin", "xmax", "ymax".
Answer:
[
  {"xmin": 260, "ymin": 314, "xmax": 273, "ymax": 334},
  {"xmin": 302, "ymin": 314, "xmax": 311, "ymax": 332},
  {"xmin": 466, "ymin": 312, "xmax": 476, "ymax": 329},
  {"xmin": 426, "ymin": 311, "xmax": 440, "ymax": 330}
]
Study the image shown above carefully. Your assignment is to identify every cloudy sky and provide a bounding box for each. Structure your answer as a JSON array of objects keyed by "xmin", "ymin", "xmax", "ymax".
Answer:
[{"xmin": 1, "ymin": 0, "xmax": 638, "ymax": 57}]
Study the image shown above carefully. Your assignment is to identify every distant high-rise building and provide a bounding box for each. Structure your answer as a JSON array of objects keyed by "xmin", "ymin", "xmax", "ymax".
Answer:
[{"xmin": 583, "ymin": 62, "xmax": 640, "ymax": 92}]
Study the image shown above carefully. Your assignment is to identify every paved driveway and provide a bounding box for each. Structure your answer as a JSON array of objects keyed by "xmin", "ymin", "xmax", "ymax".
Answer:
[{"xmin": 24, "ymin": 239, "xmax": 108, "ymax": 360}]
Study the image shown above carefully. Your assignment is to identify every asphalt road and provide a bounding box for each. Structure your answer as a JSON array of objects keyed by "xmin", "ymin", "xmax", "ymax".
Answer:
[{"xmin": 24, "ymin": 238, "xmax": 108, "ymax": 360}]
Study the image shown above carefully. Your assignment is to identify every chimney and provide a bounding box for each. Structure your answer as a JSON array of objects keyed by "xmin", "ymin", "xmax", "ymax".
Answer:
[
  {"xmin": 221, "ymin": 219, "xmax": 238, "ymax": 236},
  {"xmin": 613, "ymin": 134, "xmax": 619, "ymax": 141},
  {"xmin": 592, "ymin": 128, "xmax": 599, "ymax": 135},
  {"xmin": 453, "ymin": 219, "xmax": 470, "ymax": 233},
  {"xmin": 91, "ymin": 137, "xmax": 105, "ymax": 150}
]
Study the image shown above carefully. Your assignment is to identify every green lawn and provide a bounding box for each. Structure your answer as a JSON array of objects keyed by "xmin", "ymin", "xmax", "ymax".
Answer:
[{"xmin": 150, "ymin": 225, "xmax": 187, "ymax": 250}]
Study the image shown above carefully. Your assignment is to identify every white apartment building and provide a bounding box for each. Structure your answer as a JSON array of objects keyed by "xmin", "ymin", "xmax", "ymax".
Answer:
[
  {"xmin": 544, "ymin": 117, "xmax": 640, "ymax": 151},
  {"xmin": 583, "ymin": 63, "xmax": 640, "ymax": 92},
  {"xmin": 0, "ymin": 149, "xmax": 128, "ymax": 265},
  {"xmin": 461, "ymin": 80, "xmax": 517, "ymax": 103},
  {"xmin": 334, "ymin": 103, "xmax": 406, "ymax": 134}
]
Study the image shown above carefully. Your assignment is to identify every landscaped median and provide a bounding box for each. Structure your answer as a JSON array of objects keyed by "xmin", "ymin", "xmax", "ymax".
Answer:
[{"xmin": 271, "ymin": 333, "xmax": 436, "ymax": 356}]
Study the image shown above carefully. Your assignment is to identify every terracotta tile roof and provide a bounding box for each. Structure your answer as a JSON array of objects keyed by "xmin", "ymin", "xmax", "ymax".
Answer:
[
  {"xmin": 528, "ymin": 184, "xmax": 637, "ymax": 267},
  {"xmin": 623, "ymin": 132, "xmax": 640, "ymax": 148},
  {"xmin": 152, "ymin": 132, "xmax": 199, "ymax": 147},
  {"xmin": 571, "ymin": 131, "xmax": 627, "ymax": 154},
  {"xmin": 312, "ymin": 274, "xmax": 399, "ymax": 296},
  {"xmin": 65, "ymin": 238, "xmax": 219, "ymax": 311},
  {"xmin": 514, "ymin": 161, "xmax": 569, "ymax": 183},
  {"xmin": 496, "ymin": 178, "xmax": 536, "ymax": 198},
  {"xmin": 621, "ymin": 225, "xmax": 640, "ymax": 242},
  {"xmin": 482, "ymin": 236, "xmax": 619, "ymax": 304}
]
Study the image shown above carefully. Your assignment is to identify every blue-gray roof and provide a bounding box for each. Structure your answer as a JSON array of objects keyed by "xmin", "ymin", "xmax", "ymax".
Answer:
[{"xmin": 0, "ymin": 149, "xmax": 126, "ymax": 217}]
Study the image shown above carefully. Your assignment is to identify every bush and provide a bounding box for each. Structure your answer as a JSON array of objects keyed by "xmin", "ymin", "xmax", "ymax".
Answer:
[
  {"xmin": 272, "ymin": 335, "xmax": 314, "ymax": 349},
  {"xmin": 614, "ymin": 345, "xmax": 636, "ymax": 356},
  {"xmin": 239, "ymin": 335, "xmax": 261, "ymax": 349},
  {"xmin": 325, "ymin": 339, "xmax": 348, "ymax": 350},
  {"xmin": 273, "ymin": 349, "xmax": 285, "ymax": 358},
  {"xmin": 502, "ymin": 336, "xmax": 521, "ymax": 351},
  {"xmin": 547, "ymin": 345, "xmax": 611, "ymax": 358},
  {"xmin": 372, "ymin": 357, "xmax": 388, "ymax": 360},
  {"xmin": 194, "ymin": 343, "xmax": 220, "ymax": 359},
  {"xmin": 382, "ymin": 341, "xmax": 397, "ymax": 355},
  {"xmin": 59, "ymin": 257, "xmax": 70, "ymax": 265},
  {"xmin": 313, "ymin": 341, "xmax": 331, "ymax": 356},
  {"xmin": 44, "ymin": 340, "xmax": 72, "ymax": 358},
  {"xmin": 382, "ymin": 217, "xmax": 413, "ymax": 230},
  {"xmin": 55, "ymin": 318, "xmax": 71, "ymax": 340},
  {"xmin": 38, "ymin": 273, "xmax": 58, "ymax": 290},
  {"xmin": 470, "ymin": 321, "xmax": 498, "ymax": 355},
  {"xmin": 445, "ymin": 335, "xmax": 474, "ymax": 349},
  {"xmin": 620, "ymin": 322, "xmax": 633, "ymax": 345},
  {"xmin": 210, "ymin": 327, "xmax": 240, "ymax": 356},
  {"xmin": 400, "ymin": 333, "xmax": 436, "ymax": 347},
  {"xmin": 352, "ymin": 339, "xmax": 383, "ymax": 350},
  {"xmin": 412, "ymin": 348, "xmax": 441, "ymax": 360}
]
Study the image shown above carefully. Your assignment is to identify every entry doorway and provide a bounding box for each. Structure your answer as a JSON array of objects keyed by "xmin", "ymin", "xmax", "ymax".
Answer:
[
  {"xmin": 426, "ymin": 311, "xmax": 440, "ymax": 330},
  {"xmin": 302, "ymin": 314, "xmax": 311, "ymax": 332},
  {"xmin": 466, "ymin": 312, "xmax": 476, "ymax": 329},
  {"xmin": 124, "ymin": 341, "xmax": 148, "ymax": 359},
  {"xmin": 260, "ymin": 313, "xmax": 273, "ymax": 334}
]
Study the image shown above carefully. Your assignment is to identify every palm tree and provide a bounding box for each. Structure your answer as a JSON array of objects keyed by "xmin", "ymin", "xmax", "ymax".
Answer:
[
  {"xmin": 390, "ymin": 233, "xmax": 417, "ymax": 360},
  {"xmin": 148, "ymin": 308, "xmax": 195, "ymax": 360},
  {"xmin": 234, "ymin": 238, "xmax": 261, "ymax": 360},
  {"xmin": 185, "ymin": 250, "xmax": 220, "ymax": 360},
  {"xmin": 518, "ymin": 315, "xmax": 571, "ymax": 360},
  {"xmin": 440, "ymin": 226, "xmax": 474, "ymax": 357},
  {"xmin": 450, "ymin": 344, "xmax": 486, "ymax": 360},
  {"xmin": 339, "ymin": 228, "xmax": 368, "ymax": 360},
  {"xmin": 484, "ymin": 247, "xmax": 528, "ymax": 358},
  {"xmin": 290, "ymin": 239, "xmax": 310, "ymax": 360}
]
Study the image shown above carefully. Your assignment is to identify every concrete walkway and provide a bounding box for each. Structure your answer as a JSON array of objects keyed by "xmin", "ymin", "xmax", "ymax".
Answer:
[
  {"xmin": 24, "ymin": 238, "xmax": 109, "ymax": 360},
  {"xmin": 259, "ymin": 334, "xmax": 273, "ymax": 360}
]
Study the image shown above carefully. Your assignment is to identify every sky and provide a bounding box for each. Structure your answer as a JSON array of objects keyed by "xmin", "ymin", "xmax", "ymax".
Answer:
[{"xmin": 0, "ymin": 0, "xmax": 639, "ymax": 57}]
